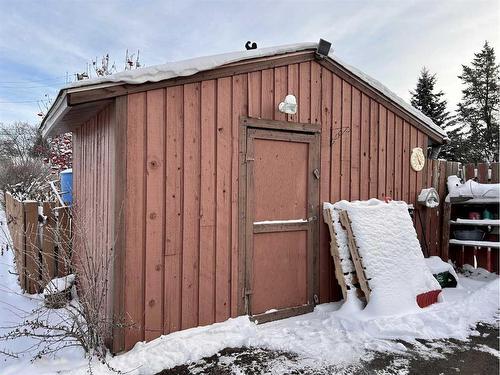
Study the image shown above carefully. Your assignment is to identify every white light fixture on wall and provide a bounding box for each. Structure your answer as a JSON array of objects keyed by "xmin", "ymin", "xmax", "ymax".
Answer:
[{"xmin": 278, "ymin": 94, "xmax": 297, "ymax": 115}]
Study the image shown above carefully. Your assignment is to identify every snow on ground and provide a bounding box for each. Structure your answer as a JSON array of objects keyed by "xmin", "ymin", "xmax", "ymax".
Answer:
[
  {"xmin": 0, "ymin": 209, "xmax": 498, "ymax": 375},
  {"xmin": 0, "ymin": 211, "xmax": 86, "ymax": 374}
]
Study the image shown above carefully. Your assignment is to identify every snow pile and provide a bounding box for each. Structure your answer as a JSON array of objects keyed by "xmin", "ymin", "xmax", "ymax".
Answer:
[
  {"xmin": 43, "ymin": 274, "xmax": 75, "ymax": 296},
  {"xmin": 424, "ymin": 256, "xmax": 459, "ymax": 281},
  {"xmin": 334, "ymin": 199, "xmax": 441, "ymax": 316},
  {"xmin": 461, "ymin": 264, "xmax": 499, "ymax": 282},
  {"xmin": 447, "ymin": 175, "xmax": 500, "ymax": 199}
]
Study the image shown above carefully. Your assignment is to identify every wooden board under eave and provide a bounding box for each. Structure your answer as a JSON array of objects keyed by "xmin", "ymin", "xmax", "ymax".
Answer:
[
  {"xmin": 340, "ymin": 80, "xmax": 352, "ymax": 201},
  {"xmin": 199, "ymin": 80, "xmax": 217, "ymax": 326},
  {"xmin": 124, "ymin": 93, "xmax": 147, "ymax": 348},
  {"xmin": 330, "ymin": 74, "xmax": 342, "ymax": 204},
  {"xmin": 369, "ymin": 99, "xmax": 379, "ymax": 199},
  {"xmin": 393, "ymin": 116, "xmax": 403, "ymax": 201},
  {"xmin": 164, "ymin": 85, "xmax": 184, "ymax": 334},
  {"xmin": 350, "ymin": 87, "xmax": 361, "ymax": 201},
  {"xmin": 231, "ymin": 74, "xmax": 248, "ymax": 317},
  {"xmin": 181, "ymin": 83, "xmax": 201, "ymax": 330},
  {"xmin": 402, "ymin": 121, "xmax": 411, "ymax": 203},
  {"xmin": 145, "ymin": 89, "xmax": 166, "ymax": 340},
  {"xmin": 299, "ymin": 62, "xmax": 311, "ymax": 124},
  {"xmin": 359, "ymin": 93, "xmax": 370, "ymax": 200},
  {"xmin": 113, "ymin": 96, "xmax": 127, "ymax": 353},
  {"xmin": 215, "ymin": 77, "xmax": 232, "ymax": 322},
  {"xmin": 319, "ymin": 68, "xmax": 333, "ymax": 303},
  {"xmin": 409, "ymin": 126, "xmax": 418, "ymax": 204},
  {"xmin": 386, "ymin": 111, "xmax": 396, "ymax": 198}
]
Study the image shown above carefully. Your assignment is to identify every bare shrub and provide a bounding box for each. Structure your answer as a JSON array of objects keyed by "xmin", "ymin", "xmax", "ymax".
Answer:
[
  {"xmin": 0, "ymin": 122, "xmax": 54, "ymax": 204},
  {"xmin": 0, "ymin": 204, "xmax": 126, "ymax": 366}
]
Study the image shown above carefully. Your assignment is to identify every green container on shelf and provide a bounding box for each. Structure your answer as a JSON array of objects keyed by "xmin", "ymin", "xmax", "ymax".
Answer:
[{"xmin": 483, "ymin": 208, "xmax": 492, "ymax": 220}]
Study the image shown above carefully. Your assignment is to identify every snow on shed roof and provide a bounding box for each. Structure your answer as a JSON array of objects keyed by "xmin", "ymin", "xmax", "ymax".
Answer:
[
  {"xmin": 65, "ymin": 42, "xmax": 318, "ymax": 89},
  {"xmin": 45, "ymin": 42, "xmax": 447, "ymax": 139}
]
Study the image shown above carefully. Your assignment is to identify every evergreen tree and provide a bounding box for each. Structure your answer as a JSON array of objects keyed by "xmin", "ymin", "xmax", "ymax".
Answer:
[
  {"xmin": 410, "ymin": 67, "xmax": 450, "ymax": 128},
  {"xmin": 455, "ymin": 41, "xmax": 499, "ymax": 163}
]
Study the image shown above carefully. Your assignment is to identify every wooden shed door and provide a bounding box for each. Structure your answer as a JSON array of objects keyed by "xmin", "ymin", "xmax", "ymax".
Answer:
[{"xmin": 244, "ymin": 128, "xmax": 319, "ymax": 320}]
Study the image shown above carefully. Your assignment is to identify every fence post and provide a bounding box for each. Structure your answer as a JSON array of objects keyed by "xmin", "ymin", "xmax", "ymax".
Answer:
[
  {"xmin": 477, "ymin": 163, "xmax": 488, "ymax": 183},
  {"xmin": 57, "ymin": 207, "xmax": 72, "ymax": 277},
  {"xmin": 24, "ymin": 201, "xmax": 40, "ymax": 294},
  {"xmin": 4, "ymin": 193, "xmax": 71, "ymax": 293},
  {"xmin": 41, "ymin": 201, "xmax": 56, "ymax": 286},
  {"xmin": 439, "ymin": 160, "xmax": 461, "ymax": 261},
  {"xmin": 465, "ymin": 163, "xmax": 475, "ymax": 180},
  {"xmin": 491, "ymin": 162, "xmax": 499, "ymax": 183},
  {"xmin": 7, "ymin": 193, "xmax": 27, "ymax": 290}
]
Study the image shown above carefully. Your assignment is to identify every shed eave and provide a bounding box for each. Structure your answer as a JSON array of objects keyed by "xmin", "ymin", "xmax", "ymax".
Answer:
[{"xmin": 40, "ymin": 90, "xmax": 69, "ymax": 138}]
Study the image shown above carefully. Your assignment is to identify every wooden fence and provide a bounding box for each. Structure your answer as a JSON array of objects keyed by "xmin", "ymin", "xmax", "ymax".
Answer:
[
  {"xmin": 416, "ymin": 159, "xmax": 459, "ymax": 259},
  {"xmin": 4, "ymin": 192, "xmax": 71, "ymax": 294},
  {"xmin": 463, "ymin": 162, "xmax": 500, "ymax": 183},
  {"xmin": 416, "ymin": 161, "xmax": 499, "ymax": 263}
]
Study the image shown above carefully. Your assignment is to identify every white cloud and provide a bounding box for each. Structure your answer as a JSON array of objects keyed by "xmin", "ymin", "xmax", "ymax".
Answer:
[{"xmin": 0, "ymin": 0, "xmax": 498, "ymax": 124}]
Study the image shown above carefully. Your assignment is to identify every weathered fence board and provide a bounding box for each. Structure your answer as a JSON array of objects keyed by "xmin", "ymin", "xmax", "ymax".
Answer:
[
  {"xmin": 24, "ymin": 201, "xmax": 39, "ymax": 293},
  {"xmin": 41, "ymin": 201, "xmax": 56, "ymax": 285},
  {"xmin": 5, "ymin": 193, "xmax": 26, "ymax": 290},
  {"xmin": 4, "ymin": 192, "xmax": 71, "ymax": 293},
  {"xmin": 491, "ymin": 163, "xmax": 499, "ymax": 183}
]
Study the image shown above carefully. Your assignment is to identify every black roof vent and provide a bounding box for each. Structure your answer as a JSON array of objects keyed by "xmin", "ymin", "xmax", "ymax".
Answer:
[{"xmin": 316, "ymin": 39, "xmax": 332, "ymax": 58}]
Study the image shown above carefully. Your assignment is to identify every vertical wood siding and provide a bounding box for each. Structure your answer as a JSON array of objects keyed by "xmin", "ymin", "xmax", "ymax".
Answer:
[
  {"xmin": 72, "ymin": 104, "xmax": 116, "ymax": 339},
  {"xmin": 88, "ymin": 61, "xmax": 440, "ymax": 350}
]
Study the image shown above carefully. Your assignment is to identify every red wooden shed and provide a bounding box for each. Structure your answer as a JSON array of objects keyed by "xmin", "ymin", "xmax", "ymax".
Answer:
[{"xmin": 41, "ymin": 41, "xmax": 448, "ymax": 353}]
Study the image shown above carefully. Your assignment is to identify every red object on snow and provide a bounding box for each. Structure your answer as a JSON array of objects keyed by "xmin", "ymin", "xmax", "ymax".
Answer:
[
  {"xmin": 416, "ymin": 290, "xmax": 441, "ymax": 308},
  {"xmin": 384, "ymin": 196, "xmax": 392, "ymax": 203}
]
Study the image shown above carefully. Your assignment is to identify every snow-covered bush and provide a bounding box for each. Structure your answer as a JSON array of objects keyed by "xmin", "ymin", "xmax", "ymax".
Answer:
[
  {"xmin": 0, "ymin": 122, "xmax": 54, "ymax": 203},
  {"xmin": 0, "ymin": 159, "xmax": 53, "ymax": 202},
  {"xmin": 0, "ymin": 122, "xmax": 72, "ymax": 204},
  {"xmin": 43, "ymin": 133, "xmax": 72, "ymax": 172}
]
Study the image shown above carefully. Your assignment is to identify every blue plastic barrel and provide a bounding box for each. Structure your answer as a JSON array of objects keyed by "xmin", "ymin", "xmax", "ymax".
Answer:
[{"xmin": 60, "ymin": 169, "xmax": 73, "ymax": 205}]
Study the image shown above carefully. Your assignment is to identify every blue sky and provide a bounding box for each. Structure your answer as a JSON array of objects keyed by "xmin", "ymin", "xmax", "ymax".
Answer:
[{"xmin": 0, "ymin": 0, "xmax": 498, "ymax": 125}]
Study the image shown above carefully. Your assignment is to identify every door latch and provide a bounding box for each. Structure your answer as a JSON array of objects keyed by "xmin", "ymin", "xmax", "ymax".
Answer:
[{"xmin": 313, "ymin": 168, "xmax": 320, "ymax": 179}]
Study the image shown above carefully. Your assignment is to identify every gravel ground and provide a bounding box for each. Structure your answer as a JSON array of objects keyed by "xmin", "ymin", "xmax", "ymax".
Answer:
[{"xmin": 156, "ymin": 322, "xmax": 499, "ymax": 375}]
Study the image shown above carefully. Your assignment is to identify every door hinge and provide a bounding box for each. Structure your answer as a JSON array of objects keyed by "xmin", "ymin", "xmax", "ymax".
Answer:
[
  {"xmin": 313, "ymin": 168, "xmax": 320, "ymax": 179},
  {"xmin": 244, "ymin": 289, "xmax": 253, "ymax": 315},
  {"xmin": 246, "ymin": 156, "xmax": 255, "ymax": 162}
]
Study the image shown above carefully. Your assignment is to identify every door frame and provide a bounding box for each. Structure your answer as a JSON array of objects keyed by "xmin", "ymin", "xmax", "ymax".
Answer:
[{"xmin": 238, "ymin": 116, "xmax": 321, "ymax": 321}]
